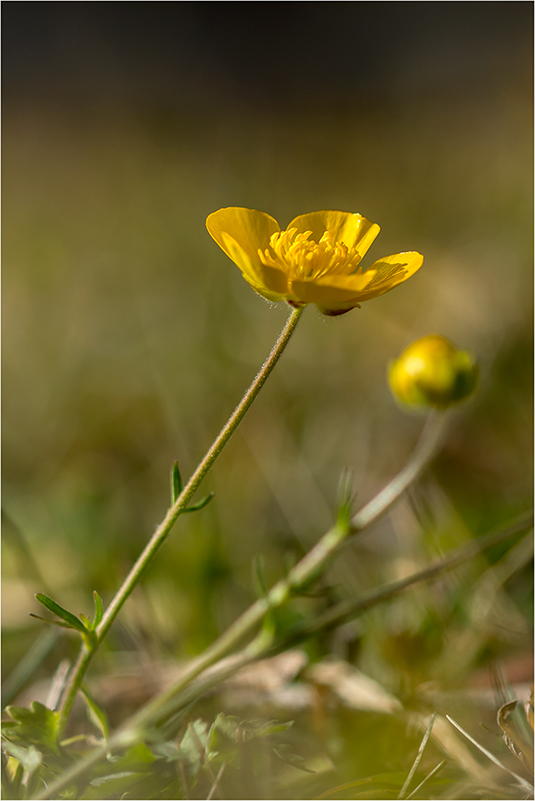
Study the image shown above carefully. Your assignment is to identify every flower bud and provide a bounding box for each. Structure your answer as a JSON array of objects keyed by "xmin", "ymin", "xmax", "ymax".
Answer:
[{"xmin": 389, "ymin": 335, "xmax": 478, "ymax": 409}]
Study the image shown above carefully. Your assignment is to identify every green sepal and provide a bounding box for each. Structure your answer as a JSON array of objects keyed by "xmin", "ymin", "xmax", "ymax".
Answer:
[
  {"xmin": 171, "ymin": 461, "xmax": 183, "ymax": 503},
  {"xmin": 34, "ymin": 594, "xmax": 88, "ymax": 634},
  {"xmin": 93, "ymin": 591, "xmax": 104, "ymax": 628},
  {"xmin": 183, "ymin": 492, "xmax": 214, "ymax": 514}
]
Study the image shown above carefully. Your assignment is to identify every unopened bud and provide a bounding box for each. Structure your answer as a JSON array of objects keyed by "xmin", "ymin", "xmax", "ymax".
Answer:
[{"xmin": 389, "ymin": 335, "xmax": 478, "ymax": 409}]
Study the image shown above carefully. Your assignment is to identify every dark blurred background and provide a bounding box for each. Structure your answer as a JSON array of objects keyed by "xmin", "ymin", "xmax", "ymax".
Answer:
[
  {"xmin": 2, "ymin": 3, "xmax": 533, "ymax": 778},
  {"xmin": 3, "ymin": 2, "xmax": 533, "ymax": 108}
]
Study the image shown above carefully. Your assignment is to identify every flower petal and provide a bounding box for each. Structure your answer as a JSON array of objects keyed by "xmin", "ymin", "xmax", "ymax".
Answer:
[
  {"xmin": 290, "ymin": 272, "xmax": 375, "ymax": 310},
  {"xmin": 356, "ymin": 251, "xmax": 424, "ymax": 300},
  {"xmin": 287, "ymin": 210, "xmax": 380, "ymax": 257},
  {"xmin": 207, "ymin": 208, "xmax": 288, "ymax": 299},
  {"xmin": 220, "ymin": 233, "xmax": 289, "ymax": 300},
  {"xmin": 206, "ymin": 207, "xmax": 280, "ymax": 259}
]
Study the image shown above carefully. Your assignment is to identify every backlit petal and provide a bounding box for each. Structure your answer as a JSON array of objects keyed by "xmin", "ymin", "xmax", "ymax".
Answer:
[
  {"xmin": 357, "ymin": 251, "xmax": 424, "ymax": 300},
  {"xmin": 206, "ymin": 207, "xmax": 280, "ymax": 260},
  {"xmin": 288, "ymin": 210, "xmax": 380, "ymax": 257},
  {"xmin": 220, "ymin": 233, "xmax": 289, "ymax": 300},
  {"xmin": 207, "ymin": 208, "xmax": 288, "ymax": 299},
  {"xmin": 290, "ymin": 272, "xmax": 375, "ymax": 306}
]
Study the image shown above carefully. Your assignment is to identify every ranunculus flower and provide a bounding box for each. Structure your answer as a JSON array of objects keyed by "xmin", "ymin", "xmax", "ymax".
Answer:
[
  {"xmin": 389, "ymin": 335, "xmax": 479, "ymax": 409},
  {"xmin": 206, "ymin": 207, "xmax": 423, "ymax": 315}
]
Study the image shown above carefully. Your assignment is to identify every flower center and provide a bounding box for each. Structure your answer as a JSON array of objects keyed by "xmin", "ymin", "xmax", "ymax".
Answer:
[{"xmin": 258, "ymin": 228, "xmax": 363, "ymax": 281}]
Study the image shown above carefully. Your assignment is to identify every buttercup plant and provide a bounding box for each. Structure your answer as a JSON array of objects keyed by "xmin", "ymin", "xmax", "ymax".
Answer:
[
  {"xmin": 24, "ymin": 208, "xmax": 424, "ymax": 740},
  {"xmin": 206, "ymin": 208, "xmax": 424, "ymax": 314},
  {"xmin": 3, "ymin": 209, "xmax": 530, "ymax": 801},
  {"xmin": 389, "ymin": 334, "xmax": 479, "ymax": 409}
]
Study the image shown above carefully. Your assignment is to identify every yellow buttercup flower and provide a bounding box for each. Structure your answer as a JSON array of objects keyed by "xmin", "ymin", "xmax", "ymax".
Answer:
[
  {"xmin": 206, "ymin": 208, "xmax": 424, "ymax": 315},
  {"xmin": 389, "ymin": 335, "xmax": 479, "ymax": 409}
]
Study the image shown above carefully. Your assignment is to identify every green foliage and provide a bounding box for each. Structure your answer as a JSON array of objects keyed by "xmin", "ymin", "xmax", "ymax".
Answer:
[
  {"xmin": 336, "ymin": 468, "xmax": 355, "ymax": 529},
  {"xmin": 92, "ymin": 592, "xmax": 104, "ymax": 630},
  {"xmin": 80, "ymin": 688, "xmax": 110, "ymax": 741},
  {"xmin": 171, "ymin": 461, "xmax": 183, "ymax": 503},
  {"xmin": 33, "ymin": 594, "xmax": 88, "ymax": 634},
  {"xmin": 2, "ymin": 702, "xmax": 61, "ymax": 757},
  {"xmin": 2, "ymin": 68, "xmax": 533, "ymax": 799},
  {"xmin": 1, "ymin": 703, "xmax": 69, "ymax": 800},
  {"xmin": 182, "ymin": 492, "xmax": 215, "ymax": 514}
]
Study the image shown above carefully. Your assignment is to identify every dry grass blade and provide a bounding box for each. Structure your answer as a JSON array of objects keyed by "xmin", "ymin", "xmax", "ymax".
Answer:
[
  {"xmin": 206, "ymin": 763, "xmax": 226, "ymax": 801},
  {"xmin": 405, "ymin": 759, "xmax": 447, "ymax": 800},
  {"xmin": 398, "ymin": 712, "xmax": 437, "ymax": 799},
  {"xmin": 446, "ymin": 716, "xmax": 534, "ymax": 794}
]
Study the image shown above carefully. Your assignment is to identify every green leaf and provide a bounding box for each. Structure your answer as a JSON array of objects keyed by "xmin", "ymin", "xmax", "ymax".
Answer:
[
  {"xmin": 89, "ymin": 771, "xmax": 138, "ymax": 788},
  {"xmin": 209, "ymin": 714, "xmax": 294, "ymax": 747},
  {"xmin": 171, "ymin": 461, "xmax": 183, "ymax": 503},
  {"xmin": 80, "ymin": 687, "xmax": 110, "ymax": 740},
  {"xmin": 28, "ymin": 614, "xmax": 76, "ymax": 630},
  {"xmin": 176, "ymin": 720, "xmax": 210, "ymax": 777},
  {"xmin": 79, "ymin": 613, "xmax": 93, "ymax": 629},
  {"xmin": 272, "ymin": 743, "xmax": 315, "ymax": 773},
  {"xmin": 92, "ymin": 591, "xmax": 104, "ymax": 628},
  {"xmin": 207, "ymin": 715, "xmax": 241, "ymax": 766},
  {"xmin": 183, "ymin": 492, "xmax": 214, "ymax": 514},
  {"xmin": 108, "ymin": 742, "xmax": 156, "ymax": 770},
  {"xmin": 2, "ymin": 757, "xmax": 24, "ymax": 800},
  {"xmin": 252, "ymin": 719, "xmax": 294, "ymax": 738},
  {"xmin": 3, "ymin": 742, "xmax": 42, "ymax": 775},
  {"xmin": 82, "ymin": 771, "xmax": 150, "ymax": 799},
  {"xmin": 3, "ymin": 702, "xmax": 61, "ymax": 755},
  {"xmin": 34, "ymin": 594, "xmax": 88, "ymax": 634},
  {"xmin": 336, "ymin": 468, "xmax": 354, "ymax": 528}
]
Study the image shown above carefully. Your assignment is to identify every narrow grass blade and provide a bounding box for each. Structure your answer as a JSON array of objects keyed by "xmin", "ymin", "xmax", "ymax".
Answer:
[
  {"xmin": 406, "ymin": 759, "xmax": 447, "ymax": 799},
  {"xmin": 206, "ymin": 762, "xmax": 226, "ymax": 801},
  {"xmin": 446, "ymin": 716, "xmax": 534, "ymax": 793},
  {"xmin": 398, "ymin": 712, "xmax": 436, "ymax": 799},
  {"xmin": 2, "ymin": 629, "xmax": 59, "ymax": 707}
]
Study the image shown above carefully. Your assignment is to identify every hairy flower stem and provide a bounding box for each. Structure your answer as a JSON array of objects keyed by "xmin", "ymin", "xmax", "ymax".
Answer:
[
  {"xmin": 39, "ymin": 410, "xmax": 455, "ymax": 800},
  {"xmin": 110, "ymin": 415, "xmax": 448, "ymax": 741},
  {"xmin": 57, "ymin": 305, "xmax": 304, "ymax": 735}
]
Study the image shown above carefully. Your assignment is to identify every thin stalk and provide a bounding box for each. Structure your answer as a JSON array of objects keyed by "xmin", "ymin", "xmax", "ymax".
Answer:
[
  {"xmin": 282, "ymin": 510, "xmax": 533, "ymax": 642},
  {"xmin": 398, "ymin": 713, "xmax": 437, "ymax": 799},
  {"xmin": 57, "ymin": 305, "xmax": 304, "ymax": 734},
  {"xmin": 44, "ymin": 514, "xmax": 533, "ymax": 799},
  {"xmin": 119, "ymin": 514, "xmax": 533, "ymax": 742},
  {"xmin": 349, "ymin": 411, "xmax": 448, "ymax": 533},
  {"xmin": 48, "ymin": 408, "xmax": 447, "ymax": 795}
]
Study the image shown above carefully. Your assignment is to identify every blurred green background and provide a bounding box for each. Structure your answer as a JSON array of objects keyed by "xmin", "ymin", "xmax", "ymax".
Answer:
[{"xmin": 2, "ymin": 3, "xmax": 533, "ymax": 796}]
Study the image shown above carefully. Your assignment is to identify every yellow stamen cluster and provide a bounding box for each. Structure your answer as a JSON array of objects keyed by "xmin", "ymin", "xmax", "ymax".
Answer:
[
  {"xmin": 260, "ymin": 229, "xmax": 364, "ymax": 281},
  {"xmin": 206, "ymin": 207, "xmax": 424, "ymax": 315}
]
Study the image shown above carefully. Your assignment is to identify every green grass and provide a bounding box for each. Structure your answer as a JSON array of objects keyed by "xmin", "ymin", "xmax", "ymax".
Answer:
[{"xmin": 2, "ymin": 83, "xmax": 533, "ymax": 798}]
